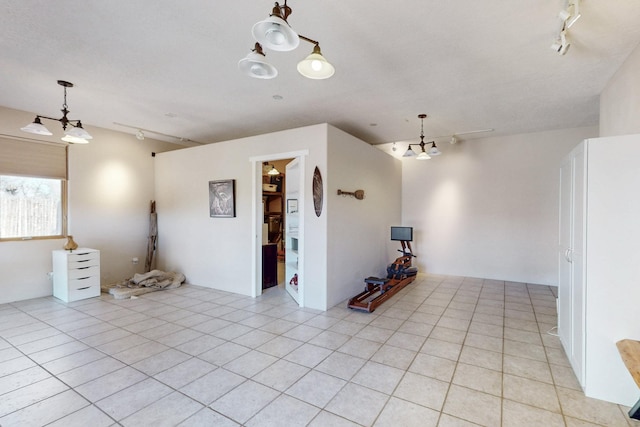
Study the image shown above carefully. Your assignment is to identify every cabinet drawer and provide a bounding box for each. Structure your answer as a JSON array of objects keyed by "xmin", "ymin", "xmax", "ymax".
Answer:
[
  {"xmin": 68, "ymin": 252, "xmax": 99, "ymax": 269},
  {"xmin": 68, "ymin": 265, "xmax": 99, "ymax": 279},
  {"xmin": 68, "ymin": 275, "xmax": 99, "ymax": 289},
  {"xmin": 68, "ymin": 276, "xmax": 100, "ymax": 301}
]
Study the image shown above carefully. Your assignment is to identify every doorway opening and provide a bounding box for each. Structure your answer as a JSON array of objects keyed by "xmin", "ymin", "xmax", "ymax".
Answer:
[
  {"xmin": 252, "ymin": 150, "xmax": 307, "ymax": 306},
  {"xmin": 261, "ymin": 159, "xmax": 292, "ymax": 292}
]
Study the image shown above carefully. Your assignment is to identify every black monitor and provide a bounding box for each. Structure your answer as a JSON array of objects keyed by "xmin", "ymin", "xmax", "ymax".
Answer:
[{"xmin": 391, "ymin": 226, "xmax": 413, "ymax": 242}]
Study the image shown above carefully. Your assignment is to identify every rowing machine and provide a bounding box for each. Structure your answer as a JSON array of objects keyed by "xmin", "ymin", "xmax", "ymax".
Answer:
[{"xmin": 348, "ymin": 227, "xmax": 417, "ymax": 312}]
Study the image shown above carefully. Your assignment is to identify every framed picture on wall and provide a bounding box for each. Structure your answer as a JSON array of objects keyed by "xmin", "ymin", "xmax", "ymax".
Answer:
[
  {"xmin": 209, "ymin": 179, "xmax": 236, "ymax": 218},
  {"xmin": 287, "ymin": 199, "xmax": 298, "ymax": 214}
]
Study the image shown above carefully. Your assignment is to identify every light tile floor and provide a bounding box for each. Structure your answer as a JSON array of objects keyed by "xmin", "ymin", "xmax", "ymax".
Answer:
[{"xmin": 0, "ymin": 275, "xmax": 639, "ymax": 426}]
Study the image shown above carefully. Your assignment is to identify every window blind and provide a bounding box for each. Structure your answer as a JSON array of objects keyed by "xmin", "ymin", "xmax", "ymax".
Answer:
[{"xmin": 0, "ymin": 135, "xmax": 67, "ymax": 179}]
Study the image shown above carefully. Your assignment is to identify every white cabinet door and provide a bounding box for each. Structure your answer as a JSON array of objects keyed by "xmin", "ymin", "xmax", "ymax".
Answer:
[
  {"xmin": 571, "ymin": 143, "xmax": 586, "ymax": 386},
  {"xmin": 285, "ymin": 158, "xmax": 301, "ymax": 305},
  {"xmin": 558, "ymin": 143, "xmax": 585, "ymax": 387},
  {"xmin": 558, "ymin": 153, "xmax": 573, "ymax": 357}
]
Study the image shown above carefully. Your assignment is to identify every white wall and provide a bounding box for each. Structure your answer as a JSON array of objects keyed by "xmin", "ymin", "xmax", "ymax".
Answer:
[
  {"xmin": 326, "ymin": 126, "xmax": 402, "ymax": 308},
  {"xmin": 0, "ymin": 106, "xmax": 179, "ymax": 304},
  {"xmin": 154, "ymin": 124, "xmax": 403, "ymax": 311},
  {"xmin": 600, "ymin": 42, "xmax": 640, "ymax": 137},
  {"xmin": 66, "ymin": 126, "xmax": 178, "ymax": 285},
  {"xmin": 154, "ymin": 124, "xmax": 328, "ymax": 309},
  {"xmin": 378, "ymin": 126, "xmax": 597, "ymax": 285},
  {"xmin": 300, "ymin": 133, "xmax": 328, "ymax": 311}
]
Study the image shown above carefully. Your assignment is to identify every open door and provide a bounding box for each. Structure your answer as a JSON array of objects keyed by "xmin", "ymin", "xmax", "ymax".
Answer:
[
  {"xmin": 285, "ymin": 158, "xmax": 301, "ymax": 305},
  {"xmin": 252, "ymin": 150, "xmax": 306, "ymax": 303}
]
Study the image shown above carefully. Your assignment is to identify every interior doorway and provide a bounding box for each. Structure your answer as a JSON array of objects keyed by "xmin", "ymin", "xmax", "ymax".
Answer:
[
  {"xmin": 261, "ymin": 159, "xmax": 292, "ymax": 291},
  {"xmin": 252, "ymin": 150, "xmax": 307, "ymax": 305}
]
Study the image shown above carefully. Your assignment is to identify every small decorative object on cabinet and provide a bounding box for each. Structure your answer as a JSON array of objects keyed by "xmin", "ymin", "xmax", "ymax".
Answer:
[
  {"xmin": 63, "ymin": 235, "xmax": 78, "ymax": 251},
  {"xmin": 52, "ymin": 248, "xmax": 100, "ymax": 302}
]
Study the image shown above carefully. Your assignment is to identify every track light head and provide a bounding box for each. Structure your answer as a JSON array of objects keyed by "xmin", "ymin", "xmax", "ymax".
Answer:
[
  {"xmin": 558, "ymin": 9, "xmax": 571, "ymax": 21},
  {"xmin": 559, "ymin": 30, "xmax": 570, "ymax": 55},
  {"xmin": 551, "ymin": 1, "xmax": 579, "ymax": 55},
  {"xmin": 566, "ymin": 1, "xmax": 581, "ymax": 28}
]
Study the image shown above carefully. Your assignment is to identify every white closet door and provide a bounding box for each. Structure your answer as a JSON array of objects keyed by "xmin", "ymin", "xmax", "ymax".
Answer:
[
  {"xmin": 285, "ymin": 158, "xmax": 301, "ymax": 305},
  {"xmin": 558, "ymin": 153, "xmax": 573, "ymax": 355},
  {"xmin": 558, "ymin": 142, "xmax": 585, "ymax": 386},
  {"xmin": 571, "ymin": 143, "xmax": 586, "ymax": 386}
]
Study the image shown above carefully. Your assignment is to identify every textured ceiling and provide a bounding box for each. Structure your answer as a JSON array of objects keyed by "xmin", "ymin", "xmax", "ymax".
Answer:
[{"xmin": 1, "ymin": 1, "xmax": 640, "ymax": 147}]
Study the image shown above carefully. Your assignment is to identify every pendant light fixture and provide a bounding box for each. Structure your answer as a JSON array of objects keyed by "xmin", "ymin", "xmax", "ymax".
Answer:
[
  {"xmin": 296, "ymin": 36, "xmax": 335, "ymax": 80},
  {"xmin": 252, "ymin": 1, "xmax": 299, "ymax": 52},
  {"xmin": 267, "ymin": 166, "xmax": 280, "ymax": 175},
  {"xmin": 428, "ymin": 142, "xmax": 442, "ymax": 156},
  {"xmin": 21, "ymin": 80, "xmax": 93, "ymax": 144},
  {"xmin": 239, "ymin": 1, "xmax": 334, "ymax": 80},
  {"xmin": 263, "ymin": 162, "xmax": 281, "ymax": 175},
  {"xmin": 238, "ymin": 43, "xmax": 279, "ymax": 79},
  {"xmin": 415, "ymin": 149, "xmax": 431, "ymax": 160},
  {"xmin": 403, "ymin": 114, "xmax": 439, "ymax": 160}
]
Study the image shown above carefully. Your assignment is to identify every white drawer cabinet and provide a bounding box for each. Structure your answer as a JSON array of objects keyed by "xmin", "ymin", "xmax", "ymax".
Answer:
[{"xmin": 52, "ymin": 248, "xmax": 101, "ymax": 302}]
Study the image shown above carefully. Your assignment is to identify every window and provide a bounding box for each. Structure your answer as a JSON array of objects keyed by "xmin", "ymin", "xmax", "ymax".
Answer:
[
  {"xmin": 0, "ymin": 175, "xmax": 65, "ymax": 239},
  {"xmin": 0, "ymin": 136, "xmax": 67, "ymax": 241}
]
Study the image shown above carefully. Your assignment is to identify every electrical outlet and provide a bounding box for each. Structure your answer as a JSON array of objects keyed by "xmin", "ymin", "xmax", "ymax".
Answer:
[{"xmin": 132, "ymin": 257, "xmax": 139, "ymax": 265}]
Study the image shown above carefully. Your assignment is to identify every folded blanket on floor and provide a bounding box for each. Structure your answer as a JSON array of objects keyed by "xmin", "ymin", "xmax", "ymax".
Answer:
[
  {"xmin": 101, "ymin": 270, "xmax": 185, "ymax": 299},
  {"xmin": 129, "ymin": 270, "xmax": 186, "ymax": 289}
]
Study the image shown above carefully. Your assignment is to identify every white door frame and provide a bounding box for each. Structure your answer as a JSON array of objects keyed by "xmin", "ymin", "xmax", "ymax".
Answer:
[{"xmin": 249, "ymin": 150, "xmax": 308, "ymax": 299}]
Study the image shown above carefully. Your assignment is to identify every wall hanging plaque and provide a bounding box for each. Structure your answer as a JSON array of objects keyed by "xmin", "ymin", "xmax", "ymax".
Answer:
[
  {"xmin": 209, "ymin": 179, "xmax": 236, "ymax": 218},
  {"xmin": 313, "ymin": 166, "xmax": 323, "ymax": 217}
]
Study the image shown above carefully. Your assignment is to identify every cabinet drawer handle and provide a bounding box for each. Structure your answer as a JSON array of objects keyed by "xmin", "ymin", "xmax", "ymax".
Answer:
[
  {"xmin": 77, "ymin": 286, "xmax": 90, "ymax": 290},
  {"xmin": 78, "ymin": 266, "xmax": 90, "ymax": 270},
  {"xmin": 77, "ymin": 277, "xmax": 91, "ymax": 280}
]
